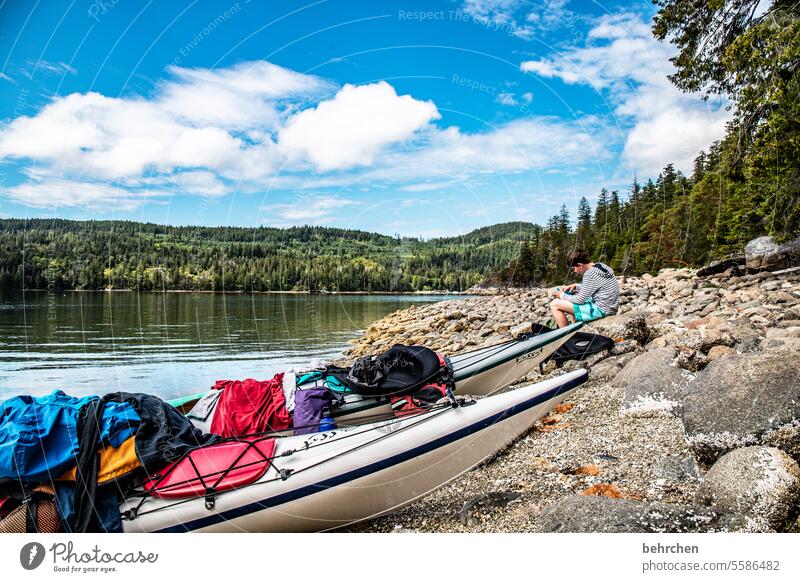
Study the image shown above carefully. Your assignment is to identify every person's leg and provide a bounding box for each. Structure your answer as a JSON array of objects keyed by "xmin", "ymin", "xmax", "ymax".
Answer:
[{"xmin": 549, "ymin": 299, "xmax": 575, "ymax": 328}]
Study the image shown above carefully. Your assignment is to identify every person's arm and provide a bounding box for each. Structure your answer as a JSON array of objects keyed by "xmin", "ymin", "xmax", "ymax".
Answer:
[{"xmin": 560, "ymin": 271, "xmax": 600, "ymax": 304}]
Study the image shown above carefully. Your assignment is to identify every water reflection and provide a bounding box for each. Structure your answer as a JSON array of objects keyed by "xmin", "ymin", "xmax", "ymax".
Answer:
[{"xmin": 0, "ymin": 291, "xmax": 456, "ymax": 399}]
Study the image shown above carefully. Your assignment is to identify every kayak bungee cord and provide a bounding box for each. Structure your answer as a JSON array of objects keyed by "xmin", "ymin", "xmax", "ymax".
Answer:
[{"xmin": 123, "ymin": 397, "xmax": 473, "ymax": 521}]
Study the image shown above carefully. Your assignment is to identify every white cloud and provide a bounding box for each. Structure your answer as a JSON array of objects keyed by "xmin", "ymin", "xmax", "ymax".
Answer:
[
  {"xmin": 279, "ymin": 82, "xmax": 440, "ymax": 171},
  {"xmin": 0, "ymin": 72, "xmax": 14, "ymax": 83},
  {"xmin": 520, "ymin": 12, "xmax": 731, "ymax": 175},
  {"xmin": 159, "ymin": 61, "xmax": 332, "ymax": 130},
  {"xmin": 171, "ymin": 171, "xmax": 229, "ymax": 197},
  {"xmin": 495, "ymin": 92, "xmax": 519, "ymax": 106},
  {"xmin": 0, "ymin": 180, "xmax": 171, "ymax": 210},
  {"xmin": 0, "ymin": 57, "xmax": 611, "ymax": 212},
  {"xmin": 25, "ymin": 60, "xmax": 77, "ymax": 78},
  {"xmin": 261, "ymin": 195, "xmax": 355, "ymax": 225},
  {"xmin": 386, "ymin": 116, "xmax": 609, "ymax": 177},
  {"xmin": 462, "ymin": 0, "xmax": 577, "ymax": 39},
  {"xmin": 623, "ymin": 109, "xmax": 729, "ymax": 175},
  {"xmin": 400, "ymin": 181, "xmax": 455, "ymax": 192}
]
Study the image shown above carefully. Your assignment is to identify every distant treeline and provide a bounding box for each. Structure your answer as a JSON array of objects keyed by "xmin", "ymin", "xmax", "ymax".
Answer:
[
  {"xmin": 499, "ymin": 0, "xmax": 799, "ymax": 287},
  {"xmin": 0, "ymin": 220, "xmax": 535, "ymax": 292}
]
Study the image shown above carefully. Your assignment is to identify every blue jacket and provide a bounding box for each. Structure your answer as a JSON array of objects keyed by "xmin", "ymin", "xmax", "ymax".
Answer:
[{"xmin": 0, "ymin": 390, "xmax": 140, "ymax": 482}]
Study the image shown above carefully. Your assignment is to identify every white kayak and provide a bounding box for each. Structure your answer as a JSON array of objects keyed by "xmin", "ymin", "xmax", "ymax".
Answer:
[
  {"xmin": 121, "ymin": 368, "xmax": 588, "ymax": 533},
  {"xmin": 175, "ymin": 322, "xmax": 582, "ymax": 427}
]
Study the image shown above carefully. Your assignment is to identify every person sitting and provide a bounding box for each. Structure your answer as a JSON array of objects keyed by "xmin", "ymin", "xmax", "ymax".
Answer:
[{"xmin": 549, "ymin": 249, "xmax": 619, "ymax": 328}]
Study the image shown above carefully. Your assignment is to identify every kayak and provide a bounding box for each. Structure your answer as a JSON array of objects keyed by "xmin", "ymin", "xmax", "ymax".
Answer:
[
  {"xmin": 121, "ymin": 368, "xmax": 588, "ymax": 533},
  {"xmin": 171, "ymin": 322, "xmax": 583, "ymax": 426}
]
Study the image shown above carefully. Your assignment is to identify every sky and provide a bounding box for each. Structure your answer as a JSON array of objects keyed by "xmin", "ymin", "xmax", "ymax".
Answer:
[{"xmin": 0, "ymin": 0, "xmax": 730, "ymax": 238}]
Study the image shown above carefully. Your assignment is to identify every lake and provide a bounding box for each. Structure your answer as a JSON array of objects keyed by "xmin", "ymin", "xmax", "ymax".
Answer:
[{"xmin": 0, "ymin": 291, "xmax": 460, "ymax": 401}]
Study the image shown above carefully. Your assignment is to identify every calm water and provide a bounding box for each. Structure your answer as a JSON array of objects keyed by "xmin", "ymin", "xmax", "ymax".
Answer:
[{"xmin": 0, "ymin": 291, "xmax": 458, "ymax": 400}]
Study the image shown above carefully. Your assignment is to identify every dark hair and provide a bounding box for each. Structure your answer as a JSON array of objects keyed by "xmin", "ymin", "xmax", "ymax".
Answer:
[{"xmin": 567, "ymin": 249, "xmax": 591, "ymax": 267}]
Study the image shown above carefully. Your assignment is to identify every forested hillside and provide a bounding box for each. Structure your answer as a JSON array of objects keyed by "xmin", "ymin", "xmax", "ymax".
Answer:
[{"xmin": 0, "ymin": 219, "xmax": 535, "ymax": 292}]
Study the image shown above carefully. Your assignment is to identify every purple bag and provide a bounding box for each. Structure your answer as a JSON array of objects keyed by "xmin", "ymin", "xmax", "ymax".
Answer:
[{"xmin": 292, "ymin": 389, "xmax": 332, "ymax": 436}]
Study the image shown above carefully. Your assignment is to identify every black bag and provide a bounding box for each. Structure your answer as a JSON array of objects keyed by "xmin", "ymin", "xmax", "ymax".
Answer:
[
  {"xmin": 531, "ymin": 323, "xmax": 614, "ymax": 367},
  {"xmin": 328, "ymin": 345, "xmax": 447, "ymax": 396}
]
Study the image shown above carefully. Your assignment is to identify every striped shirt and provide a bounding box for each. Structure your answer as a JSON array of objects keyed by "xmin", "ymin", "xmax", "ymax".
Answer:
[{"xmin": 560, "ymin": 262, "xmax": 619, "ymax": 315}]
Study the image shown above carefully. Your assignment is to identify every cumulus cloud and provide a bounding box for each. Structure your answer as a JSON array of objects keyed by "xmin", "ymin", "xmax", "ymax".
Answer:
[
  {"xmin": 158, "ymin": 61, "xmax": 330, "ymax": 130},
  {"xmin": 520, "ymin": 12, "xmax": 731, "ymax": 175},
  {"xmin": 384, "ymin": 116, "xmax": 609, "ymax": 178},
  {"xmin": 279, "ymin": 82, "xmax": 440, "ymax": 171},
  {"xmin": 0, "ymin": 56, "xmax": 610, "ymax": 215}
]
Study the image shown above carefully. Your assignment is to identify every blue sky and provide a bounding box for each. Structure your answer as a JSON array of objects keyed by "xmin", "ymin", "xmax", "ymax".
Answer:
[{"xmin": 0, "ymin": 0, "xmax": 729, "ymax": 237}]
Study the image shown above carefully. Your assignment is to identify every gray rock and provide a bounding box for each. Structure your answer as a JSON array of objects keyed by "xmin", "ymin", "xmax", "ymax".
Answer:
[
  {"xmin": 745, "ymin": 235, "xmax": 800, "ymax": 272},
  {"xmin": 706, "ymin": 345, "xmax": 735, "ymax": 361},
  {"xmin": 537, "ymin": 496, "xmax": 746, "ymax": 533},
  {"xmin": 586, "ymin": 312, "xmax": 654, "ymax": 345},
  {"xmin": 652, "ymin": 455, "xmax": 701, "ymax": 483},
  {"xmin": 762, "ymin": 337, "xmax": 800, "ymax": 351},
  {"xmin": 590, "ymin": 352, "xmax": 638, "ymax": 382},
  {"xmin": 616, "ymin": 348, "xmax": 695, "ymax": 413},
  {"xmin": 682, "ymin": 350, "xmax": 800, "ymax": 464},
  {"xmin": 611, "ymin": 339, "xmax": 640, "ymax": 355},
  {"xmin": 457, "ymin": 491, "xmax": 521, "ymax": 526},
  {"xmin": 510, "ymin": 322, "xmax": 532, "ymax": 339},
  {"xmin": 697, "ymin": 447, "xmax": 800, "ymax": 531}
]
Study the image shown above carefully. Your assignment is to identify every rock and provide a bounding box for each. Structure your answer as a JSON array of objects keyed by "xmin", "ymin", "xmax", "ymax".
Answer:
[
  {"xmin": 510, "ymin": 322, "xmax": 532, "ymax": 339},
  {"xmin": 493, "ymin": 323, "xmax": 510, "ymax": 334},
  {"xmin": 457, "ymin": 491, "xmax": 521, "ymax": 525},
  {"xmin": 696, "ymin": 257, "xmax": 745, "ymax": 277},
  {"xmin": 766, "ymin": 327, "xmax": 800, "ymax": 339},
  {"xmin": 684, "ymin": 316, "xmax": 725, "ymax": 330},
  {"xmin": 762, "ymin": 337, "xmax": 800, "ymax": 351},
  {"xmin": 616, "ymin": 348, "xmax": 694, "ymax": 413},
  {"xmin": 706, "ymin": 345, "xmax": 735, "ymax": 361},
  {"xmin": 611, "ymin": 339, "xmax": 640, "ymax": 355},
  {"xmin": 745, "ymin": 235, "xmax": 800, "ymax": 272},
  {"xmin": 682, "ymin": 350, "xmax": 800, "ymax": 464},
  {"xmin": 586, "ymin": 313, "xmax": 653, "ymax": 345},
  {"xmin": 537, "ymin": 496, "xmax": 746, "ymax": 533},
  {"xmin": 697, "ymin": 447, "xmax": 800, "ymax": 531},
  {"xmin": 652, "ymin": 455, "xmax": 701, "ymax": 483},
  {"xmin": 590, "ymin": 358, "xmax": 624, "ymax": 381},
  {"xmin": 722, "ymin": 319, "xmax": 763, "ymax": 352}
]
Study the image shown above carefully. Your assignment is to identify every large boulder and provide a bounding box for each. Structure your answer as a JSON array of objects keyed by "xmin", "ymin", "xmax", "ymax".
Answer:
[
  {"xmin": 697, "ymin": 447, "xmax": 800, "ymax": 531},
  {"xmin": 681, "ymin": 350, "xmax": 800, "ymax": 464},
  {"xmin": 745, "ymin": 236, "xmax": 800, "ymax": 272},
  {"xmin": 584, "ymin": 312, "xmax": 654, "ymax": 345},
  {"xmin": 615, "ymin": 348, "xmax": 695, "ymax": 413},
  {"xmin": 537, "ymin": 496, "xmax": 746, "ymax": 533}
]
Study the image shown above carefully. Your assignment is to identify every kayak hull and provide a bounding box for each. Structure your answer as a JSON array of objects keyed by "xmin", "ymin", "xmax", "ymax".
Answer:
[{"xmin": 121, "ymin": 369, "xmax": 587, "ymax": 533}]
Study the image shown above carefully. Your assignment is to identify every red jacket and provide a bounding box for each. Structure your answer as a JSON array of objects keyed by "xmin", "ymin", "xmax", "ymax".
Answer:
[{"xmin": 210, "ymin": 374, "xmax": 291, "ymax": 437}]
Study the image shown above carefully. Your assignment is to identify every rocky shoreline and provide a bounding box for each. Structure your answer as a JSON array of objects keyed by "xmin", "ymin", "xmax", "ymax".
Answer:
[{"xmin": 339, "ymin": 253, "xmax": 800, "ymax": 532}]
